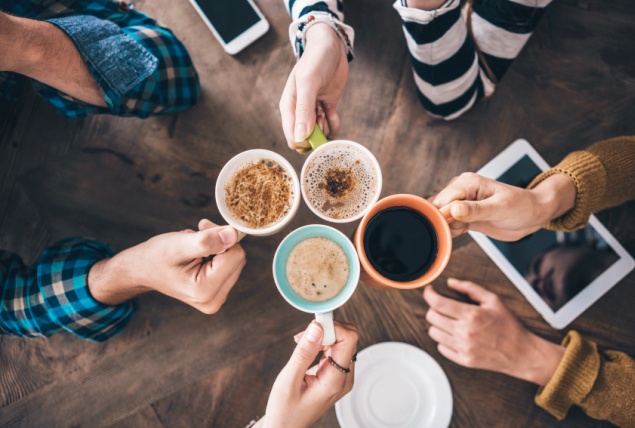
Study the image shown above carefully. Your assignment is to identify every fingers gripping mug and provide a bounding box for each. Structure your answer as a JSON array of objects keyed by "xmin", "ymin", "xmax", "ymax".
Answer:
[{"xmin": 273, "ymin": 225, "xmax": 360, "ymax": 345}]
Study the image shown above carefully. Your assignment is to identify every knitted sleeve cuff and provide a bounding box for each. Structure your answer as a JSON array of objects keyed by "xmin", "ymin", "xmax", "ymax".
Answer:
[
  {"xmin": 534, "ymin": 331, "xmax": 600, "ymax": 420},
  {"xmin": 527, "ymin": 150, "xmax": 607, "ymax": 232}
]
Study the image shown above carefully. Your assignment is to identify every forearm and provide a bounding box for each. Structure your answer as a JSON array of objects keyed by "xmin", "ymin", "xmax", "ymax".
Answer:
[
  {"xmin": 88, "ymin": 251, "xmax": 150, "ymax": 306},
  {"xmin": 529, "ymin": 173, "xmax": 577, "ymax": 226},
  {"xmin": 514, "ymin": 334, "xmax": 566, "ymax": 386},
  {"xmin": 0, "ymin": 12, "xmax": 106, "ymax": 107}
]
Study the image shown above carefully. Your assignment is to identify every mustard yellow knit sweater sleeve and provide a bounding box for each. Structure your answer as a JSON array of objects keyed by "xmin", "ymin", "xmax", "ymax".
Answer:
[
  {"xmin": 534, "ymin": 331, "xmax": 635, "ymax": 427},
  {"xmin": 528, "ymin": 136, "xmax": 635, "ymax": 231},
  {"xmin": 528, "ymin": 136, "xmax": 635, "ymax": 426}
]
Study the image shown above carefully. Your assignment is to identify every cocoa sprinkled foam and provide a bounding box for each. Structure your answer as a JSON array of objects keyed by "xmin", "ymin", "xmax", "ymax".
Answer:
[{"xmin": 303, "ymin": 145, "xmax": 378, "ymax": 220}]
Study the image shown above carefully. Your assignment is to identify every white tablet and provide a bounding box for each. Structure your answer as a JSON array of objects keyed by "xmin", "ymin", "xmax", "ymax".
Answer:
[{"xmin": 469, "ymin": 139, "xmax": 635, "ymax": 329}]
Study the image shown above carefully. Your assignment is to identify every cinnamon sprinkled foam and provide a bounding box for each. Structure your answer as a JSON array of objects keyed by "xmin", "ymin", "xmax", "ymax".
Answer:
[
  {"xmin": 225, "ymin": 159, "xmax": 294, "ymax": 229},
  {"xmin": 304, "ymin": 145, "xmax": 378, "ymax": 220}
]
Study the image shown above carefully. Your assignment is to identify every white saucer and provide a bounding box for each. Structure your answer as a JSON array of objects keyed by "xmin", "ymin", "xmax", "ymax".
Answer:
[{"xmin": 335, "ymin": 342, "xmax": 453, "ymax": 428}]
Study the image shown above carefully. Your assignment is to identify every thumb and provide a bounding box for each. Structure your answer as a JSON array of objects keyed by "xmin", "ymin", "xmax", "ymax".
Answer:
[
  {"xmin": 177, "ymin": 226, "xmax": 238, "ymax": 259},
  {"xmin": 450, "ymin": 200, "xmax": 495, "ymax": 223},
  {"xmin": 294, "ymin": 82, "xmax": 318, "ymax": 143},
  {"xmin": 283, "ymin": 322, "xmax": 324, "ymax": 383}
]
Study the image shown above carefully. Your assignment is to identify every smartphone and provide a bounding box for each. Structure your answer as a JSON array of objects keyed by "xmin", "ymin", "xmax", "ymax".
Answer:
[{"xmin": 188, "ymin": 0, "xmax": 270, "ymax": 55}]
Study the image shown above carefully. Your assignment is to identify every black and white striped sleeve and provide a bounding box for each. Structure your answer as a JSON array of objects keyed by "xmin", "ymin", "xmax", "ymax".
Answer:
[
  {"xmin": 393, "ymin": 0, "xmax": 552, "ymax": 120},
  {"xmin": 286, "ymin": 0, "xmax": 355, "ymax": 60},
  {"xmin": 471, "ymin": 0, "xmax": 552, "ymax": 80}
]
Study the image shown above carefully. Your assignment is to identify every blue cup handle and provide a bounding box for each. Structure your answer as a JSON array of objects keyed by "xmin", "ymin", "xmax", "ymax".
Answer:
[{"xmin": 316, "ymin": 311, "xmax": 335, "ymax": 346}]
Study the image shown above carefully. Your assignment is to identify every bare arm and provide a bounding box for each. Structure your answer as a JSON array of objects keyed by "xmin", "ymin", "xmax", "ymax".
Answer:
[{"xmin": 0, "ymin": 11, "xmax": 106, "ymax": 107}]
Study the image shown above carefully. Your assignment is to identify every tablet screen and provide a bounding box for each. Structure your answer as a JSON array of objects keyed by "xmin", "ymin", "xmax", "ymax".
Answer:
[{"xmin": 490, "ymin": 155, "xmax": 619, "ymax": 311}]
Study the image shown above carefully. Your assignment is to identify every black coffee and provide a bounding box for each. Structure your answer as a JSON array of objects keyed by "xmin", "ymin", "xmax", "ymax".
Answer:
[{"xmin": 363, "ymin": 207, "xmax": 438, "ymax": 282}]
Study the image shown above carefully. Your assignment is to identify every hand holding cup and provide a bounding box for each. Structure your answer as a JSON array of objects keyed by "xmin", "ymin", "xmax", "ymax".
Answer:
[
  {"xmin": 89, "ymin": 219, "xmax": 246, "ymax": 314},
  {"xmin": 256, "ymin": 321, "xmax": 358, "ymax": 428},
  {"xmin": 431, "ymin": 172, "xmax": 577, "ymax": 241}
]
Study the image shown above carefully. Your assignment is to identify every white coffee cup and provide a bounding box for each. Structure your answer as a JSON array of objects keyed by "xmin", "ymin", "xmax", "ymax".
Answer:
[
  {"xmin": 215, "ymin": 149, "xmax": 301, "ymax": 237},
  {"xmin": 300, "ymin": 127, "xmax": 382, "ymax": 223}
]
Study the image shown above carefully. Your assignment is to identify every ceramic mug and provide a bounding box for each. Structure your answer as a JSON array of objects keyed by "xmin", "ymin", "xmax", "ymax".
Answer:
[
  {"xmin": 300, "ymin": 125, "xmax": 382, "ymax": 224},
  {"xmin": 215, "ymin": 149, "xmax": 301, "ymax": 238},
  {"xmin": 354, "ymin": 194, "xmax": 452, "ymax": 290},
  {"xmin": 273, "ymin": 224, "xmax": 360, "ymax": 345}
]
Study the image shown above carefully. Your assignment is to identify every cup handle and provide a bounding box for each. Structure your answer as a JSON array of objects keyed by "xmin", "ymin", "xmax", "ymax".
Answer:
[
  {"xmin": 307, "ymin": 124, "xmax": 328, "ymax": 151},
  {"xmin": 315, "ymin": 311, "xmax": 336, "ymax": 346}
]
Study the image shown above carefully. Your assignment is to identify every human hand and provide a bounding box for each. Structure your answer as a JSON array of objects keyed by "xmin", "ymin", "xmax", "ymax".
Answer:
[
  {"xmin": 88, "ymin": 219, "xmax": 246, "ymax": 314},
  {"xmin": 280, "ymin": 23, "xmax": 349, "ymax": 152},
  {"xmin": 423, "ymin": 278, "xmax": 564, "ymax": 386},
  {"xmin": 431, "ymin": 172, "xmax": 576, "ymax": 241},
  {"xmin": 257, "ymin": 321, "xmax": 358, "ymax": 428}
]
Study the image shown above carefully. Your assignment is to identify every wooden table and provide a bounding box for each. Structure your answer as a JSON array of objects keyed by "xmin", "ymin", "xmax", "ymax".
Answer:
[{"xmin": 1, "ymin": 0, "xmax": 634, "ymax": 426}]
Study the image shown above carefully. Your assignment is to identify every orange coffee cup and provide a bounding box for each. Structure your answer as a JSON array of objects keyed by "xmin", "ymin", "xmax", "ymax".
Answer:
[{"xmin": 353, "ymin": 194, "xmax": 452, "ymax": 289}]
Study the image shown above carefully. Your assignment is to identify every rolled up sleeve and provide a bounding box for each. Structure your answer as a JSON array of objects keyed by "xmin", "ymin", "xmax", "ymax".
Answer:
[
  {"xmin": 31, "ymin": 13, "xmax": 200, "ymax": 118},
  {"xmin": 1, "ymin": 238, "xmax": 136, "ymax": 342},
  {"xmin": 535, "ymin": 331, "xmax": 635, "ymax": 426}
]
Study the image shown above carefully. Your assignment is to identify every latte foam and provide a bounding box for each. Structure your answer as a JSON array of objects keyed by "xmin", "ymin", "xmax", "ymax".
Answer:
[
  {"xmin": 286, "ymin": 237, "xmax": 349, "ymax": 302},
  {"xmin": 303, "ymin": 145, "xmax": 378, "ymax": 220}
]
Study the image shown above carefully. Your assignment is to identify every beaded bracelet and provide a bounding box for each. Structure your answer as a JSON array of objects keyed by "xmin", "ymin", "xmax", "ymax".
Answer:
[{"xmin": 291, "ymin": 12, "xmax": 354, "ymax": 62}]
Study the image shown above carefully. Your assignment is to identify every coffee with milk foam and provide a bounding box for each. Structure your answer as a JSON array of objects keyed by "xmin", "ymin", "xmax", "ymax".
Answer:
[
  {"xmin": 286, "ymin": 237, "xmax": 349, "ymax": 302},
  {"xmin": 224, "ymin": 159, "xmax": 294, "ymax": 229},
  {"xmin": 303, "ymin": 145, "xmax": 378, "ymax": 220}
]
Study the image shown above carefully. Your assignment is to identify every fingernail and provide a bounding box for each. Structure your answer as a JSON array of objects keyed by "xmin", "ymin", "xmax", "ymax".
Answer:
[
  {"xmin": 294, "ymin": 123, "xmax": 307, "ymax": 142},
  {"xmin": 293, "ymin": 331, "xmax": 304, "ymax": 342},
  {"xmin": 305, "ymin": 322, "xmax": 322, "ymax": 343},
  {"xmin": 218, "ymin": 227, "xmax": 236, "ymax": 246},
  {"xmin": 447, "ymin": 278, "xmax": 458, "ymax": 285},
  {"xmin": 453, "ymin": 203, "xmax": 469, "ymax": 219}
]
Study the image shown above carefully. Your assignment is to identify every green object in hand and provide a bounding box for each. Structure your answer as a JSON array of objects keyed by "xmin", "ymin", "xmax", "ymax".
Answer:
[{"xmin": 307, "ymin": 124, "xmax": 328, "ymax": 151}]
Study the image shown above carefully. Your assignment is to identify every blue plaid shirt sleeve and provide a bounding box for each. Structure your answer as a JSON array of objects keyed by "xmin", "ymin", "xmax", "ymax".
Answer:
[
  {"xmin": 0, "ymin": 0, "xmax": 200, "ymax": 119},
  {"xmin": 0, "ymin": 238, "xmax": 136, "ymax": 342}
]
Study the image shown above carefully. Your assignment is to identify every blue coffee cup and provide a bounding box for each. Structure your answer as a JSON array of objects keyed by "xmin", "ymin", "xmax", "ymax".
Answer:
[{"xmin": 273, "ymin": 225, "xmax": 360, "ymax": 345}]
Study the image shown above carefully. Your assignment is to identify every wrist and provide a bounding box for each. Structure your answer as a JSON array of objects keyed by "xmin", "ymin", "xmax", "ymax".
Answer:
[
  {"xmin": 517, "ymin": 333, "xmax": 565, "ymax": 386},
  {"xmin": 530, "ymin": 173, "xmax": 577, "ymax": 226},
  {"xmin": 88, "ymin": 252, "xmax": 149, "ymax": 306},
  {"xmin": 305, "ymin": 23, "xmax": 346, "ymax": 57}
]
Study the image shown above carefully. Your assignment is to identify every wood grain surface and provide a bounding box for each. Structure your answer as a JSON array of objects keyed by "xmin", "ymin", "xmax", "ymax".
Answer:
[{"xmin": 1, "ymin": 0, "xmax": 634, "ymax": 426}]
